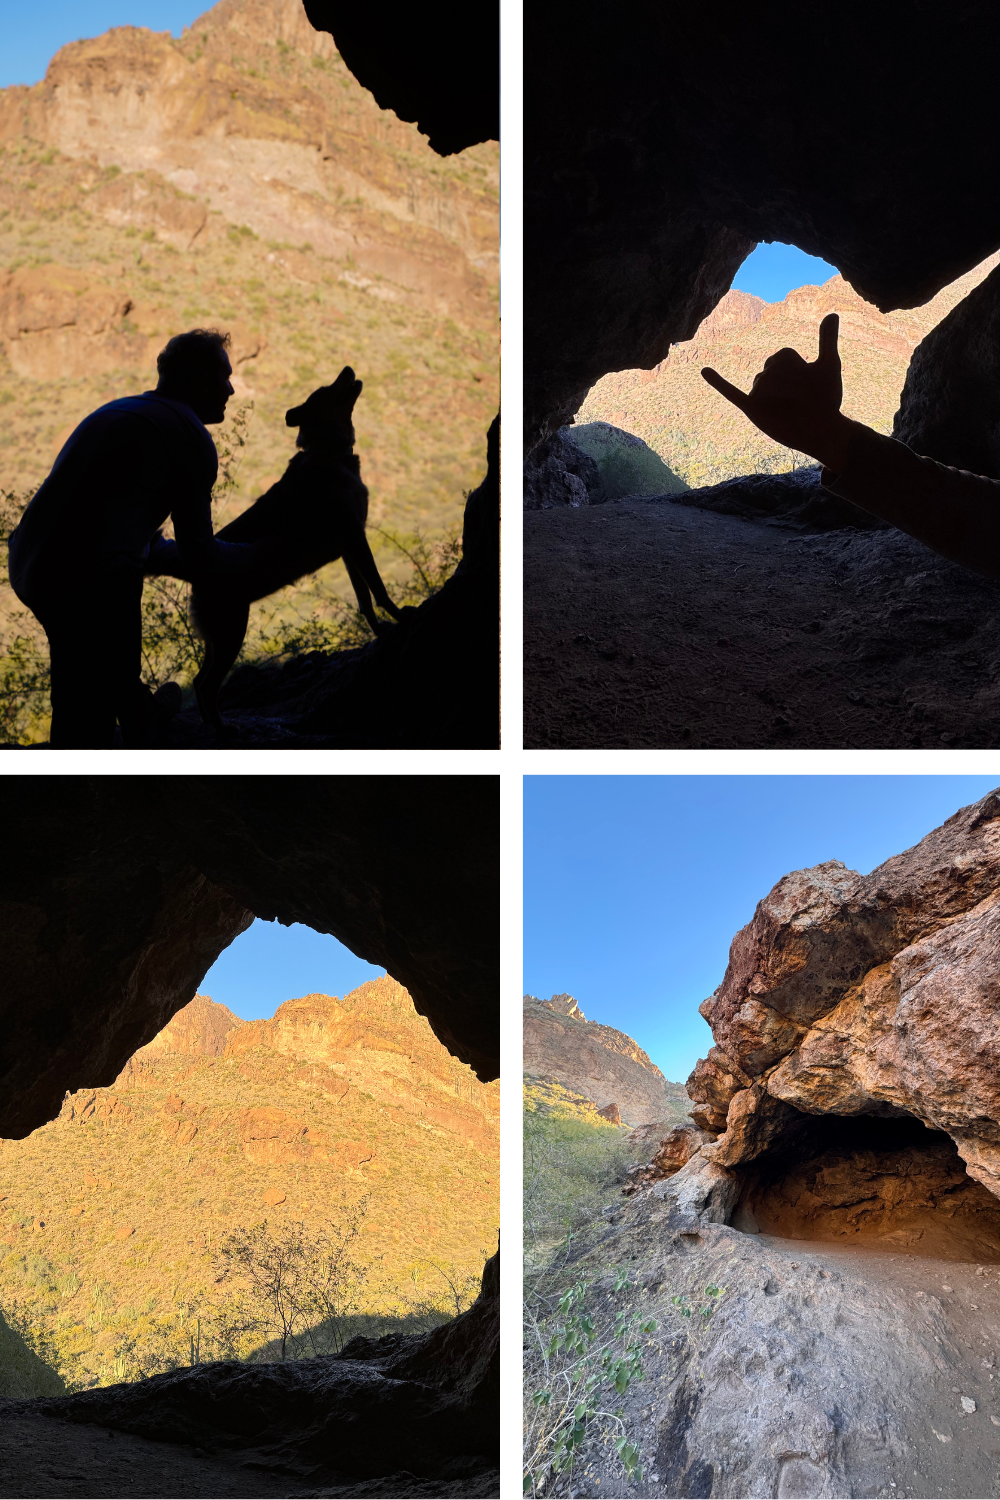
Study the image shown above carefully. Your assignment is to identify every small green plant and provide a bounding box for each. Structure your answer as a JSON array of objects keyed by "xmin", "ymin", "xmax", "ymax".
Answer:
[{"xmin": 523, "ymin": 1251, "xmax": 658, "ymax": 1496}]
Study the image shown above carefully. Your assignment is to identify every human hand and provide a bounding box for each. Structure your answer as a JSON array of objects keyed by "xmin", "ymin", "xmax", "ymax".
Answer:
[{"xmin": 701, "ymin": 312, "xmax": 854, "ymax": 472}]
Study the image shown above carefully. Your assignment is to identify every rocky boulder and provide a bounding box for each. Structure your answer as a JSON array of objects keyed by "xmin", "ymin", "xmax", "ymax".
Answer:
[
  {"xmin": 686, "ymin": 785, "xmax": 1000, "ymax": 1198},
  {"xmin": 622, "ymin": 1123, "xmax": 713, "ymax": 1194},
  {"xmin": 893, "ymin": 259, "xmax": 1000, "ymax": 480},
  {"xmin": 522, "ymin": 428, "xmax": 599, "ymax": 510}
]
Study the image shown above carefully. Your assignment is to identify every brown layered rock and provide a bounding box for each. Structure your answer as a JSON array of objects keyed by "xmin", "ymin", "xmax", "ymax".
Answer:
[
  {"xmin": 622, "ymin": 1123, "xmax": 712, "ymax": 1194},
  {"xmin": 0, "ymin": 0, "xmax": 497, "ymax": 325},
  {"xmin": 135, "ymin": 994, "xmax": 245, "ymax": 1060},
  {"xmin": 685, "ymin": 1046, "xmax": 750, "ymax": 1134},
  {"xmin": 701, "ymin": 786, "xmax": 1000, "ymax": 1081},
  {"xmin": 684, "ymin": 786, "xmax": 1000, "ymax": 1205},
  {"xmin": 523, "ymin": 993, "xmax": 683, "ymax": 1126}
]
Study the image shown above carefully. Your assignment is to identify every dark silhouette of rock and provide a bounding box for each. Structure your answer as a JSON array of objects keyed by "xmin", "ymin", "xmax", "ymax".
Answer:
[
  {"xmin": 526, "ymin": 4, "xmax": 1000, "ymax": 448},
  {"xmin": 893, "ymin": 260, "xmax": 1000, "ymax": 480},
  {"xmin": 667, "ymin": 466, "xmax": 888, "ymax": 531},
  {"xmin": 302, "ymin": 0, "xmax": 497, "ymax": 156},
  {"xmin": 522, "ymin": 428, "xmax": 599, "ymax": 510},
  {"xmin": 1, "ymin": 1253, "xmax": 498, "ymax": 1490}
]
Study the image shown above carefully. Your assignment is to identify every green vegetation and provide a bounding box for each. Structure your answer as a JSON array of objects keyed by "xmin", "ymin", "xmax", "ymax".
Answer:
[
  {"xmin": 523, "ymin": 1079, "xmax": 648, "ymax": 1260},
  {"xmin": 0, "ymin": 1303, "xmax": 66, "ymax": 1396},
  {"xmin": 0, "ymin": 982, "xmax": 498, "ymax": 1391},
  {"xmin": 524, "ymin": 1258, "xmax": 658, "ymax": 1496}
]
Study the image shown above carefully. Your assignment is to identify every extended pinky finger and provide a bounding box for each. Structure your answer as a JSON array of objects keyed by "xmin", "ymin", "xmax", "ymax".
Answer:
[{"xmin": 701, "ymin": 367, "xmax": 750, "ymax": 412}]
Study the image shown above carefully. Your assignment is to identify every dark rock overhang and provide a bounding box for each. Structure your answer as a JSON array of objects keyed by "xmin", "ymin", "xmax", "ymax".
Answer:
[
  {"xmin": 525, "ymin": 1, "xmax": 1000, "ymax": 448},
  {"xmin": 303, "ymin": 0, "xmax": 498, "ymax": 155},
  {"xmin": 0, "ymin": 776, "xmax": 499, "ymax": 1139}
]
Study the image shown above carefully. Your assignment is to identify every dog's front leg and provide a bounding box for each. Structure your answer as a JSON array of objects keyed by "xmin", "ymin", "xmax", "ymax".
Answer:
[
  {"xmin": 351, "ymin": 533, "xmax": 405, "ymax": 621},
  {"xmin": 344, "ymin": 556, "xmax": 392, "ymax": 636}
]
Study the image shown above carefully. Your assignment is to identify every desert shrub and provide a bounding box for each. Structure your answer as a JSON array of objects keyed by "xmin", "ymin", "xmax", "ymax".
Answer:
[
  {"xmin": 523, "ymin": 1081, "xmax": 646, "ymax": 1260},
  {"xmin": 0, "ymin": 1303, "xmax": 66, "ymax": 1396},
  {"xmin": 523, "ymin": 1248, "xmax": 657, "ymax": 1497}
]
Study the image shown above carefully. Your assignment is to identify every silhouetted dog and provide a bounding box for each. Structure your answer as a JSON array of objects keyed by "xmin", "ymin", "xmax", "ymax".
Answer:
[{"xmin": 190, "ymin": 366, "xmax": 403, "ymax": 736}]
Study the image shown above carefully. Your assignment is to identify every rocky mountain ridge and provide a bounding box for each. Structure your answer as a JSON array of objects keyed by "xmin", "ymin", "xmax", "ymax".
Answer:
[
  {"xmin": 0, "ymin": 977, "xmax": 498, "ymax": 1390},
  {"xmin": 577, "ymin": 254, "xmax": 1000, "ymax": 489},
  {"xmin": 522, "ymin": 992, "xmax": 688, "ymax": 1127},
  {"xmin": 0, "ymin": 0, "xmax": 497, "ymax": 529}
]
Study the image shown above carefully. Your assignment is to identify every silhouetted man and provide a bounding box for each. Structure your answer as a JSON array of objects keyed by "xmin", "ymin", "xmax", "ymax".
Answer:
[
  {"xmin": 9, "ymin": 328, "xmax": 258, "ymax": 749},
  {"xmin": 702, "ymin": 313, "xmax": 1000, "ymax": 576}
]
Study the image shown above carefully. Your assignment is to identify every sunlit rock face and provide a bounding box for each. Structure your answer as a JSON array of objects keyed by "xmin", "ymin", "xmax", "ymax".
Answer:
[
  {"xmin": 522, "ymin": 993, "xmax": 681, "ymax": 1126},
  {"xmin": 0, "ymin": 776, "xmax": 498, "ymax": 1140},
  {"xmin": 686, "ymin": 787, "xmax": 1000, "ymax": 1198},
  {"xmin": 525, "ymin": 4, "xmax": 1000, "ymax": 449}
]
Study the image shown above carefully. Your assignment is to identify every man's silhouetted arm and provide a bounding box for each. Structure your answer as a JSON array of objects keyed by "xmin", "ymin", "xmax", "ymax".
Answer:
[{"xmin": 702, "ymin": 312, "xmax": 1000, "ymax": 580}]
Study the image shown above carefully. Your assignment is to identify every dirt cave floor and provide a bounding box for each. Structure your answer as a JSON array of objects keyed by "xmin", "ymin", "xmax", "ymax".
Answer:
[
  {"xmin": 0, "ymin": 1411, "xmax": 499, "ymax": 1499},
  {"xmin": 561, "ymin": 1206, "xmax": 1000, "ymax": 1500},
  {"xmin": 523, "ymin": 483, "xmax": 1000, "ymax": 749}
]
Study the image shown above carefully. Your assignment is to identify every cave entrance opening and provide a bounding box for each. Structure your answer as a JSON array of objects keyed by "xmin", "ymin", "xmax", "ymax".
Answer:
[{"xmin": 731, "ymin": 1113, "xmax": 1000, "ymax": 1263}]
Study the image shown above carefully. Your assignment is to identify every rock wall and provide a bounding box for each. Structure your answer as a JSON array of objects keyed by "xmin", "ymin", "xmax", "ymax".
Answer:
[
  {"xmin": 684, "ymin": 786, "xmax": 1000, "ymax": 1200},
  {"xmin": 134, "ymin": 993, "xmax": 245, "ymax": 1059},
  {"xmin": 526, "ymin": 4, "xmax": 1000, "ymax": 449},
  {"xmin": 523, "ymin": 993, "xmax": 682, "ymax": 1126},
  {"xmin": 893, "ymin": 260, "xmax": 1000, "ymax": 479}
]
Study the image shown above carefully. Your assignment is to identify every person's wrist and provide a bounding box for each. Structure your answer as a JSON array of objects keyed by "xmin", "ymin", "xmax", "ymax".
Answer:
[{"xmin": 812, "ymin": 414, "xmax": 855, "ymax": 475}]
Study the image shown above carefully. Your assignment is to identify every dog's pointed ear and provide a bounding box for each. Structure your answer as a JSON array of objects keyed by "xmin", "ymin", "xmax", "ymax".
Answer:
[{"xmin": 285, "ymin": 403, "xmax": 304, "ymax": 427}]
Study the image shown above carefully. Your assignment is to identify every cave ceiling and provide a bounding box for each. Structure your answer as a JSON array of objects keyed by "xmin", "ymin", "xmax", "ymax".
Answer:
[
  {"xmin": 525, "ymin": 1, "xmax": 1000, "ymax": 446},
  {"xmin": 0, "ymin": 777, "xmax": 498, "ymax": 1139}
]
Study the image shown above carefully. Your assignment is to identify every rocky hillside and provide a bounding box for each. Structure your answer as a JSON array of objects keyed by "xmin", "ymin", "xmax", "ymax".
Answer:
[
  {"xmin": 0, "ymin": 977, "xmax": 498, "ymax": 1390},
  {"xmin": 577, "ymin": 254, "xmax": 999, "ymax": 488},
  {"xmin": 522, "ymin": 993, "xmax": 688, "ymax": 1127},
  {"xmin": 0, "ymin": 0, "xmax": 498, "ymax": 546}
]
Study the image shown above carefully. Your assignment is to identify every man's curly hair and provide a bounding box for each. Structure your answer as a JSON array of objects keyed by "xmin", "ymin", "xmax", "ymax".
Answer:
[{"xmin": 156, "ymin": 328, "xmax": 231, "ymax": 387}]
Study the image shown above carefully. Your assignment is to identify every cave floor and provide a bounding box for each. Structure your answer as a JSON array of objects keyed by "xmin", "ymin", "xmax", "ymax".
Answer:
[
  {"xmin": 0, "ymin": 1411, "xmax": 498, "ymax": 1499},
  {"xmin": 567, "ymin": 1206, "xmax": 1000, "ymax": 1499},
  {"xmin": 523, "ymin": 498, "xmax": 1000, "ymax": 748}
]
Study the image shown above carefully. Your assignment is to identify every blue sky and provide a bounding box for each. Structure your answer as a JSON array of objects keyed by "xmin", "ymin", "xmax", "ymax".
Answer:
[
  {"xmin": 200, "ymin": 920, "xmax": 385, "ymax": 1023},
  {"xmin": 733, "ymin": 243, "xmax": 838, "ymax": 303},
  {"xmin": 0, "ymin": 4, "xmax": 209, "ymax": 88},
  {"xmin": 524, "ymin": 777, "xmax": 1000, "ymax": 1085}
]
